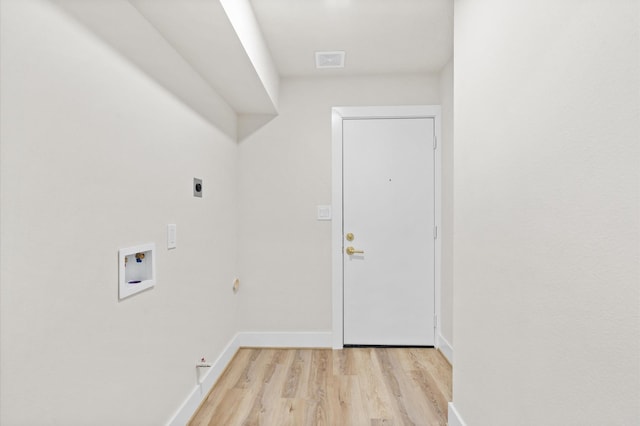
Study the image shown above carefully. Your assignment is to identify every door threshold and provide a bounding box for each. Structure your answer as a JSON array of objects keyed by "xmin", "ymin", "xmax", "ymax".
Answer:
[{"xmin": 343, "ymin": 344, "xmax": 435, "ymax": 349}]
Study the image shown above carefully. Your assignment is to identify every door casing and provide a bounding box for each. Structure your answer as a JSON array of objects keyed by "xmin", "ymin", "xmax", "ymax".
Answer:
[{"xmin": 331, "ymin": 105, "xmax": 442, "ymax": 349}]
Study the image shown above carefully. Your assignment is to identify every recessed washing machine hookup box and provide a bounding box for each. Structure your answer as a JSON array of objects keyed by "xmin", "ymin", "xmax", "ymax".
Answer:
[{"xmin": 118, "ymin": 243, "xmax": 156, "ymax": 300}]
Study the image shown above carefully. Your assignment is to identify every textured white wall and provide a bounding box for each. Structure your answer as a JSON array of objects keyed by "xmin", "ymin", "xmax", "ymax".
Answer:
[
  {"xmin": 236, "ymin": 75, "xmax": 441, "ymax": 332},
  {"xmin": 0, "ymin": 1, "xmax": 239, "ymax": 424},
  {"xmin": 439, "ymin": 59, "xmax": 454, "ymax": 348},
  {"xmin": 453, "ymin": 1, "xmax": 640, "ymax": 425}
]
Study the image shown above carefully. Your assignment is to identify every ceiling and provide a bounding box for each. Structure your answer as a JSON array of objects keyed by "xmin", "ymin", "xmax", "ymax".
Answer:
[
  {"xmin": 52, "ymin": 0, "xmax": 453, "ymax": 139},
  {"xmin": 249, "ymin": 0, "xmax": 453, "ymax": 77}
]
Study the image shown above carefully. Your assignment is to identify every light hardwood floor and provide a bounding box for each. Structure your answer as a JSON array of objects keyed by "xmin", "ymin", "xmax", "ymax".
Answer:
[{"xmin": 189, "ymin": 347, "xmax": 452, "ymax": 426}]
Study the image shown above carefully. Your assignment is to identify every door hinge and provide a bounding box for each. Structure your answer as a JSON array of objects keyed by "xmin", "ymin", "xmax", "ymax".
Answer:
[
  {"xmin": 433, "ymin": 135, "xmax": 437, "ymax": 150},
  {"xmin": 433, "ymin": 225, "xmax": 438, "ymax": 239},
  {"xmin": 434, "ymin": 315, "xmax": 438, "ymax": 328}
]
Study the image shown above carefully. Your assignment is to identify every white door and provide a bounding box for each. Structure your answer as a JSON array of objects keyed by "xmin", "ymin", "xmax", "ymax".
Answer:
[{"xmin": 343, "ymin": 118, "xmax": 435, "ymax": 346}]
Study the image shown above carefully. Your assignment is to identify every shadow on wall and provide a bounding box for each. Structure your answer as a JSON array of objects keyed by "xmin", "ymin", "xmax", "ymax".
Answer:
[{"xmin": 238, "ymin": 114, "xmax": 278, "ymax": 141}]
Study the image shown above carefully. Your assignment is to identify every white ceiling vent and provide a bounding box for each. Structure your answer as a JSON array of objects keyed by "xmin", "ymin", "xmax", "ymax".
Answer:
[{"xmin": 315, "ymin": 51, "xmax": 345, "ymax": 69}]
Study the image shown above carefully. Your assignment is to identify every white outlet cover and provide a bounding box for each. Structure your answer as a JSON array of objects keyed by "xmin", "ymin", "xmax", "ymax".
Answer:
[{"xmin": 317, "ymin": 205, "xmax": 332, "ymax": 220}]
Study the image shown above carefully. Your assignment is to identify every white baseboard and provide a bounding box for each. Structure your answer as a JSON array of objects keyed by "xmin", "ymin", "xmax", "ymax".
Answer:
[
  {"xmin": 448, "ymin": 402, "xmax": 467, "ymax": 426},
  {"xmin": 166, "ymin": 336, "xmax": 240, "ymax": 426},
  {"xmin": 436, "ymin": 333, "xmax": 453, "ymax": 365},
  {"xmin": 235, "ymin": 331, "xmax": 333, "ymax": 348},
  {"xmin": 166, "ymin": 331, "xmax": 332, "ymax": 425}
]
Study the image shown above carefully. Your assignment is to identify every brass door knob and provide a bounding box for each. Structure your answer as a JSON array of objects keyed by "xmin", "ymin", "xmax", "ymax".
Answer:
[{"xmin": 346, "ymin": 246, "xmax": 364, "ymax": 255}]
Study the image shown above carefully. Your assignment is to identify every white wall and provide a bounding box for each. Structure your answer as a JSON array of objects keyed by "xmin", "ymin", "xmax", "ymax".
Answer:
[
  {"xmin": 236, "ymin": 74, "xmax": 440, "ymax": 332},
  {"xmin": 0, "ymin": 1, "xmax": 239, "ymax": 424},
  {"xmin": 452, "ymin": 1, "xmax": 639, "ymax": 425},
  {"xmin": 439, "ymin": 59, "xmax": 454, "ymax": 349}
]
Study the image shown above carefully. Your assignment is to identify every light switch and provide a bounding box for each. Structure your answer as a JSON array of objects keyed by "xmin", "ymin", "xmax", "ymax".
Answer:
[
  {"xmin": 167, "ymin": 224, "xmax": 177, "ymax": 249},
  {"xmin": 317, "ymin": 205, "xmax": 332, "ymax": 221}
]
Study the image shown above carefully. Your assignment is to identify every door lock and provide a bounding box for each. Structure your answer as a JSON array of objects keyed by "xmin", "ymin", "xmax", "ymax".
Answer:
[
  {"xmin": 346, "ymin": 246, "xmax": 364, "ymax": 255},
  {"xmin": 346, "ymin": 233, "xmax": 354, "ymax": 241}
]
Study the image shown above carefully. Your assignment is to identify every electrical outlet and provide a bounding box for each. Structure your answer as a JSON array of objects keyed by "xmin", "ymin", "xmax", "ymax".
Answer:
[{"xmin": 193, "ymin": 178, "xmax": 203, "ymax": 198}]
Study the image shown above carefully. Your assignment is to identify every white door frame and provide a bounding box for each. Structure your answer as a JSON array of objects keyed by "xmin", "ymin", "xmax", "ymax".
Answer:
[{"xmin": 331, "ymin": 105, "xmax": 442, "ymax": 349}]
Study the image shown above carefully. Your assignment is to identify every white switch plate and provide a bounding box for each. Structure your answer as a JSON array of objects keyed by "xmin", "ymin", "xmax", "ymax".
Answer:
[
  {"xmin": 317, "ymin": 205, "xmax": 332, "ymax": 221},
  {"xmin": 167, "ymin": 224, "xmax": 177, "ymax": 249}
]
